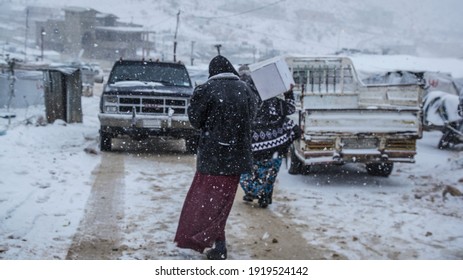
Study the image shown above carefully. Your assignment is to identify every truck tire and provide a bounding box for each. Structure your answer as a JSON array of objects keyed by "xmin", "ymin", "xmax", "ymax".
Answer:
[
  {"xmin": 366, "ymin": 162, "xmax": 393, "ymax": 177},
  {"xmin": 288, "ymin": 146, "xmax": 304, "ymax": 175},
  {"xmin": 100, "ymin": 132, "xmax": 112, "ymax": 152}
]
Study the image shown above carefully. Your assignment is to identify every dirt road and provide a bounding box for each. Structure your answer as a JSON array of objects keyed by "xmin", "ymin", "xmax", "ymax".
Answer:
[
  {"xmin": 228, "ymin": 191, "xmax": 343, "ymax": 259},
  {"xmin": 66, "ymin": 152, "xmax": 125, "ymax": 259},
  {"xmin": 66, "ymin": 139, "xmax": 342, "ymax": 260}
]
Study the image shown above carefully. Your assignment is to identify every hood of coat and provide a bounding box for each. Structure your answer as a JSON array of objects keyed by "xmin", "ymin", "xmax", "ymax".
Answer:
[
  {"xmin": 208, "ymin": 72, "xmax": 240, "ymax": 81},
  {"xmin": 208, "ymin": 55, "xmax": 239, "ymax": 78}
]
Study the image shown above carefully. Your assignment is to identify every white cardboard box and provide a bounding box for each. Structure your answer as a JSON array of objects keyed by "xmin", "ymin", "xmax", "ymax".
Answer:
[{"xmin": 249, "ymin": 56, "xmax": 294, "ymax": 100}]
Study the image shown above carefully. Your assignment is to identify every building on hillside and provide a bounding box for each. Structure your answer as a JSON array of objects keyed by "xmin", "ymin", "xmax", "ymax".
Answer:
[{"xmin": 34, "ymin": 6, "xmax": 155, "ymax": 61}]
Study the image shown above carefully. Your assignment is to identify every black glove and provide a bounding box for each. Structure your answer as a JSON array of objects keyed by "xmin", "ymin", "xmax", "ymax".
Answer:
[{"xmin": 284, "ymin": 89, "xmax": 294, "ymax": 99}]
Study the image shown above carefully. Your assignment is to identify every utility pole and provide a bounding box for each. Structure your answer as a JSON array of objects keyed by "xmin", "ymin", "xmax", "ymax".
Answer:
[
  {"xmin": 214, "ymin": 44, "xmax": 222, "ymax": 55},
  {"xmin": 253, "ymin": 46, "xmax": 257, "ymax": 63},
  {"xmin": 173, "ymin": 10, "xmax": 180, "ymax": 62},
  {"xmin": 7, "ymin": 57, "xmax": 16, "ymax": 126},
  {"xmin": 24, "ymin": 8, "xmax": 29, "ymax": 62},
  {"xmin": 190, "ymin": 41, "xmax": 195, "ymax": 66},
  {"xmin": 40, "ymin": 27, "xmax": 46, "ymax": 61}
]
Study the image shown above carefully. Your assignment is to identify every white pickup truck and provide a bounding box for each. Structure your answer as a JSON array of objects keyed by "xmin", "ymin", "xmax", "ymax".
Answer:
[{"xmin": 286, "ymin": 56, "xmax": 424, "ymax": 177}]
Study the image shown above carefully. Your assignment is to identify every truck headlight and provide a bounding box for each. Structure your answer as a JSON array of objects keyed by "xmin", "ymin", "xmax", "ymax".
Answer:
[{"xmin": 105, "ymin": 106, "xmax": 117, "ymax": 113}]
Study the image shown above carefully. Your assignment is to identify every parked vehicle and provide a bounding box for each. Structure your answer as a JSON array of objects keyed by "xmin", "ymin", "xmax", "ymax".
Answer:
[
  {"xmin": 438, "ymin": 118, "xmax": 463, "ymax": 149},
  {"xmin": 98, "ymin": 59, "xmax": 198, "ymax": 152},
  {"xmin": 423, "ymin": 90, "xmax": 463, "ymax": 149},
  {"xmin": 286, "ymin": 56, "xmax": 425, "ymax": 177},
  {"xmin": 360, "ymin": 69, "xmax": 463, "ymax": 150}
]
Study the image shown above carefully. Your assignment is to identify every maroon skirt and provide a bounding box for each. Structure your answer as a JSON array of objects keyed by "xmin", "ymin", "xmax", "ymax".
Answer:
[{"xmin": 174, "ymin": 172, "xmax": 239, "ymax": 253}]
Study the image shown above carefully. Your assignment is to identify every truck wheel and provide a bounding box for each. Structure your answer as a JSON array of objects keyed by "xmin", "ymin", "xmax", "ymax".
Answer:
[
  {"xmin": 100, "ymin": 132, "xmax": 112, "ymax": 152},
  {"xmin": 185, "ymin": 136, "xmax": 198, "ymax": 154},
  {"xmin": 288, "ymin": 146, "xmax": 304, "ymax": 175},
  {"xmin": 366, "ymin": 162, "xmax": 393, "ymax": 177}
]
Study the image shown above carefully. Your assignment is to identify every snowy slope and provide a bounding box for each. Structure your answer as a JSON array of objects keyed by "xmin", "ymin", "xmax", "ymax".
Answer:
[{"xmin": 8, "ymin": 0, "xmax": 463, "ymax": 64}]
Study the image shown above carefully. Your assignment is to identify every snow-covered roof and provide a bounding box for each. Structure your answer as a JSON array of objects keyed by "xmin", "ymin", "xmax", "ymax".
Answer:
[
  {"xmin": 95, "ymin": 26, "xmax": 150, "ymax": 33},
  {"xmin": 63, "ymin": 6, "xmax": 99, "ymax": 14},
  {"xmin": 96, "ymin": 13, "xmax": 118, "ymax": 19}
]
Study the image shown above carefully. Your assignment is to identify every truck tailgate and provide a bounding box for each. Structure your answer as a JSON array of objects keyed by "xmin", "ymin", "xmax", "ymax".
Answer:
[{"xmin": 304, "ymin": 109, "xmax": 421, "ymax": 136}]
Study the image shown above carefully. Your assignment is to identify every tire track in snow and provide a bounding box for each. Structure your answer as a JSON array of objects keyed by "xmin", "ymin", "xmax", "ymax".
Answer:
[
  {"xmin": 227, "ymin": 187, "xmax": 345, "ymax": 260},
  {"xmin": 66, "ymin": 152, "xmax": 125, "ymax": 260}
]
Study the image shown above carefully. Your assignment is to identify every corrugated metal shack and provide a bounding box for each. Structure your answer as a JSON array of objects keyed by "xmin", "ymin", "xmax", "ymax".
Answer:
[
  {"xmin": 43, "ymin": 66, "xmax": 82, "ymax": 123},
  {"xmin": 0, "ymin": 60, "xmax": 83, "ymax": 124}
]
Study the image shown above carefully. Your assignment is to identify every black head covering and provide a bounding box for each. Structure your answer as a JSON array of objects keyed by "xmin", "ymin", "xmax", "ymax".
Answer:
[{"xmin": 208, "ymin": 55, "xmax": 239, "ymax": 78}]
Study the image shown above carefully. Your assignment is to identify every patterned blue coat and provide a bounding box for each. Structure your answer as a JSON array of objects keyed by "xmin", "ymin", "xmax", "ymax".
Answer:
[{"xmin": 251, "ymin": 90, "xmax": 300, "ymax": 161}]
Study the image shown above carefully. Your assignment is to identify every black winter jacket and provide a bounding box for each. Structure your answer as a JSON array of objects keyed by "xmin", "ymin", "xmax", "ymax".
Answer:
[{"xmin": 188, "ymin": 73, "xmax": 259, "ymax": 175}]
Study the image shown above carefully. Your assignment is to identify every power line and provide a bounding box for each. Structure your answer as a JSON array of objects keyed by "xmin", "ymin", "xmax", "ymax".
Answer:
[
  {"xmin": 178, "ymin": 0, "xmax": 308, "ymax": 46},
  {"xmin": 188, "ymin": 15, "xmax": 299, "ymax": 45},
  {"xmin": 190, "ymin": 0, "xmax": 286, "ymax": 20}
]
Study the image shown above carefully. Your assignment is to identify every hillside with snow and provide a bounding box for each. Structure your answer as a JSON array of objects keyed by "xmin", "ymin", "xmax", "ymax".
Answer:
[{"xmin": 2, "ymin": 0, "xmax": 463, "ymax": 65}]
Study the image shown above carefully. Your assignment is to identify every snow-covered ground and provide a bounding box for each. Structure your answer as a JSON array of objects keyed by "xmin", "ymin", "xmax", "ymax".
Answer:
[
  {"xmin": 278, "ymin": 131, "xmax": 463, "ymax": 260},
  {"xmin": 0, "ymin": 55, "xmax": 462, "ymax": 263},
  {"xmin": 0, "ymin": 94, "xmax": 101, "ymax": 259}
]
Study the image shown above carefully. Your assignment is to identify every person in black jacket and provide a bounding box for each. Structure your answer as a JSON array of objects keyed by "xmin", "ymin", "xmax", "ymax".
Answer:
[
  {"xmin": 174, "ymin": 55, "xmax": 259, "ymax": 260},
  {"xmin": 239, "ymin": 74, "xmax": 300, "ymax": 208}
]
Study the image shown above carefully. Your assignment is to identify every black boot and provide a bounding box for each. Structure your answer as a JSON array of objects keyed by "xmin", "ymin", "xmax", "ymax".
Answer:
[
  {"xmin": 258, "ymin": 194, "xmax": 269, "ymax": 208},
  {"xmin": 268, "ymin": 189, "xmax": 273, "ymax": 204},
  {"xmin": 206, "ymin": 240, "xmax": 227, "ymax": 260},
  {"xmin": 243, "ymin": 193, "xmax": 254, "ymax": 202}
]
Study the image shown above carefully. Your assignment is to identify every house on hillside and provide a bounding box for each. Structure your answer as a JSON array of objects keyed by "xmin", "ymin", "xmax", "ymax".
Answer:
[{"xmin": 34, "ymin": 6, "xmax": 155, "ymax": 61}]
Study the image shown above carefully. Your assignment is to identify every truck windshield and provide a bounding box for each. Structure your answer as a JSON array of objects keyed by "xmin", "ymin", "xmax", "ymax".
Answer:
[{"xmin": 108, "ymin": 63, "xmax": 192, "ymax": 87}]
